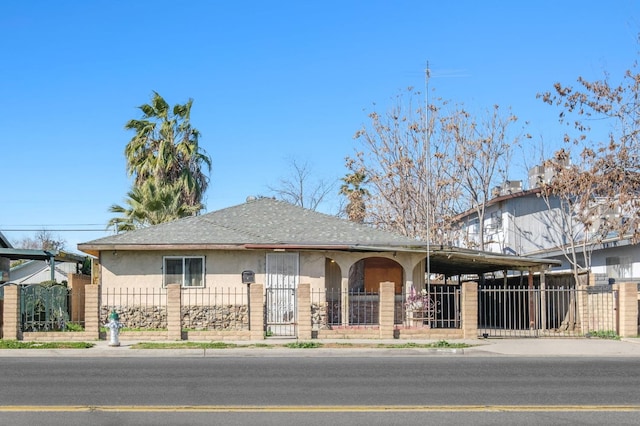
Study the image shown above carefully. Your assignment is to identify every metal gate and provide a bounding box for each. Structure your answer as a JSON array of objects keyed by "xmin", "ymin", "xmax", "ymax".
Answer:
[
  {"xmin": 265, "ymin": 287, "xmax": 297, "ymax": 337},
  {"xmin": 20, "ymin": 284, "xmax": 71, "ymax": 332},
  {"xmin": 265, "ymin": 253, "xmax": 298, "ymax": 337},
  {"xmin": 478, "ymin": 284, "xmax": 618, "ymax": 338}
]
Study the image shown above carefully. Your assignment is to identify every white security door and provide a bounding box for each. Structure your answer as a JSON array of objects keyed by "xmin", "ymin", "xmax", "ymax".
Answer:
[{"xmin": 265, "ymin": 253, "xmax": 299, "ymax": 337}]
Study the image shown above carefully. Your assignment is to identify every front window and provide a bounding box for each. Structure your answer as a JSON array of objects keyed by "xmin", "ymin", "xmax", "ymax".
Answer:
[{"xmin": 163, "ymin": 256, "xmax": 204, "ymax": 288}]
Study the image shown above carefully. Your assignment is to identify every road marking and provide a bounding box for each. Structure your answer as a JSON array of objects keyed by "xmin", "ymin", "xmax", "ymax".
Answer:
[{"xmin": 1, "ymin": 405, "xmax": 640, "ymax": 412}]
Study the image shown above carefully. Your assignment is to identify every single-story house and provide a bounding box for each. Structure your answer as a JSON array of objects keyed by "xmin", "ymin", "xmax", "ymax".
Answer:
[
  {"xmin": 78, "ymin": 197, "xmax": 560, "ymax": 289},
  {"xmin": 78, "ymin": 197, "xmax": 434, "ymax": 293},
  {"xmin": 76, "ymin": 198, "xmax": 561, "ymax": 338}
]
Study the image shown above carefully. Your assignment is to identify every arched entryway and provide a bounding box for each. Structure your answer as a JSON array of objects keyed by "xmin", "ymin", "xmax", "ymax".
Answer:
[{"xmin": 349, "ymin": 257, "xmax": 403, "ymax": 294}]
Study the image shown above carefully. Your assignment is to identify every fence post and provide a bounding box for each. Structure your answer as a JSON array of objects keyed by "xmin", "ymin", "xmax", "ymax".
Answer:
[
  {"xmin": 2, "ymin": 285, "xmax": 20, "ymax": 340},
  {"xmin": 297, "ymin": 283, "xmax": 311, "ymax": 340},
  {"xmin": 379, "ymin": 281, "xmax": 395, "ymax": 339},
  {"xmin": 167, "ymin": 284, "xmax": 182, "ymax": 340},
  {"xmin": 462, "ymin": 281, "xmax": 478, "ymax": 339},
  {"xmin": 84, "ymin": 284, "xmax": 100, "ymax": 338},
  {"xmin": 249, "ymin": 283, "xmax": 264, "ymax": 340},
  {"xmin": 615, "ymin": 282, "xmax": 638, "ymax": 338}
]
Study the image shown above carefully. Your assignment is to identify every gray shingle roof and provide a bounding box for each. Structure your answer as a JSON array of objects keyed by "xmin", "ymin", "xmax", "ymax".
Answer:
[{"xmin": 79, "ymin": 198, "xmax": 423, "ymax": 249}]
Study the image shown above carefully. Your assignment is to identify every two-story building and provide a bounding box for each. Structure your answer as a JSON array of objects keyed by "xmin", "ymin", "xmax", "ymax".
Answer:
[{"xmin": 452, "ymin": 165, "xmax": 640, "ymax": 285}]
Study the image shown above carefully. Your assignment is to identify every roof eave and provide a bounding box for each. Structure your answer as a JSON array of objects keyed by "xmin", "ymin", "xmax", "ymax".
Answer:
[{"xmin": 77, "ymin": 243, "xmax": 248, "ymax": 256}]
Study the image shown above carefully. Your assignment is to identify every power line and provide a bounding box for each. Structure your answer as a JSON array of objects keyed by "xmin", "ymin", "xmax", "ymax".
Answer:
[
  {"xmin": 0, "ymin": 224, "xmax": 105, "ymax": 226},
  {"xmin": 1, "ymin": 228, "xmax": 107, "ymax": 232}
]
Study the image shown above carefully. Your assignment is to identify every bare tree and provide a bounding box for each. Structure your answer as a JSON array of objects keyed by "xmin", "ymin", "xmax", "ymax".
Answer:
[
  {"xmin": 350, "ymin": 88, "xmax": 460, "ymax": 242},
  {"xmin": 537, "ymin": 150, "xmax": 607, "ymax": 288},
  {"xmin": 350, "ymin": 87, "xmax": 520, "ymax": 246},
  {"xmin": 443, "ymin": 105, "xmax": 522, "ymax": 250},
  {"xmin": 269, "ymin": 159, "xmax": 334, "ymax": 211},
  {"xmin": 14, "ymin": 230, "xmax": 66, "ymax": 251},
  {"xmin": 538, "ymin": 58, "xmax": 640, "ymax": 282}
]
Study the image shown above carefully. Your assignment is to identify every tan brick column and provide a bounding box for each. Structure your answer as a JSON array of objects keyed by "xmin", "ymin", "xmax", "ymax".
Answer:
[
  {"xmin": 249, "ymin": 284, "xmax": 264, "ymax": 340},
  {"xmin": 167, "ymin": 284, "xmax": 182, "ymax": 340},
  {"xmin": 462, "ymin": 281, "xmax": 478, "ymax": 339},
  {"xmin": 297, "ymin": 283, "xmax": 311, "ymax": 340},
  {"xmin": 84, "ymin": 284, "xmax": 100, "ymax": 338},
  {"xmin": 615, "ymin": 282, "xmax": 638, "ymax": 338},
  {"xmin": 379, "ymin": 281, "xmax": 395, "ymax": 339},
  {"xmin": 2, "ymin": 284, "xmax": 20, "ymax": 340}
]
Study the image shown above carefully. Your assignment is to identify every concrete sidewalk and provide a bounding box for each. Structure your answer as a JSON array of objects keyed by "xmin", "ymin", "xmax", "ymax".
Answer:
[{"xmin": 1, "ymin": 337, "xmax": 640, "ymax": 358}]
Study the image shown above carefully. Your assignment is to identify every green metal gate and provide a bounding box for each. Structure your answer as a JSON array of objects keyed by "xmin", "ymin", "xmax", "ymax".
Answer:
[{"xmin": 20, "ymin": 284, "xmax": 70, "ymax": 332}]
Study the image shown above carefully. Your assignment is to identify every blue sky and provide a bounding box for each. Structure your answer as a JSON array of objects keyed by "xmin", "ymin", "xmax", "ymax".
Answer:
[{"xmin": 1, "ymin": 0, "xmax": 639, "ymax": 253}]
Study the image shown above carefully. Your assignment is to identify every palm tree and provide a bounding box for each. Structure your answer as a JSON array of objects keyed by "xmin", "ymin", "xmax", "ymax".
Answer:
[
  {"xmin": 123, "ymin": 91, "xmax": 211, "ymax": 210},
  {"xmin": 111, "ymin": 92, "xmax": 212, "ymax": 231},
  {"xmin": 340, "ymin": 169, "xmax": 369, "ymax": 223},
  {"xmin": 108, "ymin": 182, "xmax": 202, "ymax": 233}
]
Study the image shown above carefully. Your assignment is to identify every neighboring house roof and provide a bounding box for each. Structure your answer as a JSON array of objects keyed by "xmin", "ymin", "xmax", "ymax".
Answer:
[
  {"xmin": 78, "ymin": 198, "xmax": 425, "ymax": 254},
  {"xmin": 9, "ymin": 260, "xmax": 78, "ymax": 284},
  {"xmin": 451, "ymin": 188, "xmax": 542, "ymax": 223}
]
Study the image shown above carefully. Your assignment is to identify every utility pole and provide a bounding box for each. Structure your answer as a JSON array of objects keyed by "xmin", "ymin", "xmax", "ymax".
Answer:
[{"xmin": 425, "ymin": 62, "xmax": 432, "ymax": 296}]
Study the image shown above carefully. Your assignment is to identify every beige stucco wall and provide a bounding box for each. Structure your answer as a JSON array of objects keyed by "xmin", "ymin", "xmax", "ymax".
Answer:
[
  {"xmin": 99, "ymin": 249, "xmax": 428, "ymax": 294},
  {"xmin": 101, "ymin": 249, "xmax": 267, "ymax": 290}
]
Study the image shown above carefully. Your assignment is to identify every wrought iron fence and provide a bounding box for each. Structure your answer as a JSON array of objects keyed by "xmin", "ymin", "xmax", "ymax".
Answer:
[
  {"xmin": 101, "ymin": 287, "xmax": 167, "ymax": 330},
  {"xmin": 20, "ymin": 284, "xmax": 85, "ymax": 332},
  {"xmin": 397, "ymin": 285, "xmax": 461, "ymax": 328},
  {"xmin": 478, "ymin": 284, "xmax": 618, "ymax": 337},
  {"xmin": 181, "ymin": 287, "xmax": 248, "ymax": 331},
  {"xmin": 311, "ymin": 289, "xmax": 379, "ymax": 328}
]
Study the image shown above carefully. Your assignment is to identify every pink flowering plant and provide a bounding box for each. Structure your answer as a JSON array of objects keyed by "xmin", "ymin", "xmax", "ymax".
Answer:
[{"xmin": 404, "ymin": 286, "xmax": 436, "ymax": 320}]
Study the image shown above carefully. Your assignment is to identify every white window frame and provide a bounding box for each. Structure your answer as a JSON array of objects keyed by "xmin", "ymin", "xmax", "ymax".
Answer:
[{"xmin": 163, "ymin": 256, "xmax": 205, "ymax": 288}]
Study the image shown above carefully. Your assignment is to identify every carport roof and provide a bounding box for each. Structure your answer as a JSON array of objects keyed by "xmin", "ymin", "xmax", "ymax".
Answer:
[
  {"xmin": 0, "ymin": 248, "xmax": 86, "ymax": 263},
  {"xmin": 425, "ymin": 246, "xmax": 561, "ymax": 276},
  {"xmin": 346, "ymin": 245, "xmax": 560, "ymax": 276}
]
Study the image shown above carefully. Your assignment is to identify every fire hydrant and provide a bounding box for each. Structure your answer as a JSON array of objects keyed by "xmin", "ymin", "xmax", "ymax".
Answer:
[{"xmin": 105, "ymin": 310, "xmax": 124, "ymax": 347}]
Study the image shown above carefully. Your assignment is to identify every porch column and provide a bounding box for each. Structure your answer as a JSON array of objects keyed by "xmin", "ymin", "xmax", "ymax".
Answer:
[
  {"xmin": 84, "ymin": 284, "xmax": 100, "ymax": 338},
  {"xmin": 341, "ymin": 274, "xmax": 349, "ymax": 327},
  {"xmin": 461, "ymin": 281, "xmax": 478, "ymax": 339},
  {"xmin": 166, "ymin": 284, "xmax": 182, "ymax": 340},
  {"xmin": 249, "ymin": 284, "xmax": 264, "ymax": 340},
  {"xmin": 615, "ymin": 282, "xmax": 638, "ymax": 338},
  {"xmin": 2, "ymin": 284, "xmax": 20, "ymax": 340},
  {"xmin": 297, "ymin": 283, "xmax": 312, "ymax": 339},
  {"xmin": 379, "ymin": 281, "xmax": 395, "ymax": 339},
  {"xmin": 404, "ymin": 278, "xmax": 413, "ymax": 327}
]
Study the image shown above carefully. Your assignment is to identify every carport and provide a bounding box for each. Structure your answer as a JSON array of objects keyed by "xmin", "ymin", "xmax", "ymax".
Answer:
[
  {"xmin": 426, "ymin": 245, "xmax": 562, "ymax": 280},
  {"xmin": 0, "ymin": 249, "xmax": 86, "ymax": 283}
]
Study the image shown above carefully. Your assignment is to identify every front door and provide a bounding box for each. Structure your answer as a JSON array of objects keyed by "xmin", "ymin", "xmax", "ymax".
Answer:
[{"xmin": 265, "ymin": 253, "xmax": 299, "ymax": 337}]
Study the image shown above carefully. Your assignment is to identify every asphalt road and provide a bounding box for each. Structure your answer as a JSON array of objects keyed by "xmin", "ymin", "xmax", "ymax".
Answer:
[{"xmin": 1, "ymin": 356, "xmax": 639, "ymax": 425}]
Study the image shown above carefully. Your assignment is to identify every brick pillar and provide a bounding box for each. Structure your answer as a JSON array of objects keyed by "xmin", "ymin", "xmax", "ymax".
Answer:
[
  {"xmin": 2, "ymin": 284, "xmax": 20, "ymax": 340},
  {"xmin": 249, "ymin": 284, "xmax": 264, "ymax": 340},
  {"xmin": 379, "ymin": 281, "xmax": 395, "ymax": 339},
  {"xmin": 68, "ymin": 273, "xmax": 90, "ymax": 325},
  {"xmin": 167, "ymin": 284, "xmax": 182, "ymax": 340},
  {"xmin": 615, "ymin": 282, "xmax": 638, "ymax": 338},
  {"xmin": 297, "ymin": 283, "xmax": 311, "ymax": 340},
  {"xmin": 462, "ymin": 281, "xmax": 478, "ymax": 339},
  {"xmin": 84, "ymin": 284, "xmax": 100, "ymax": 338}
]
